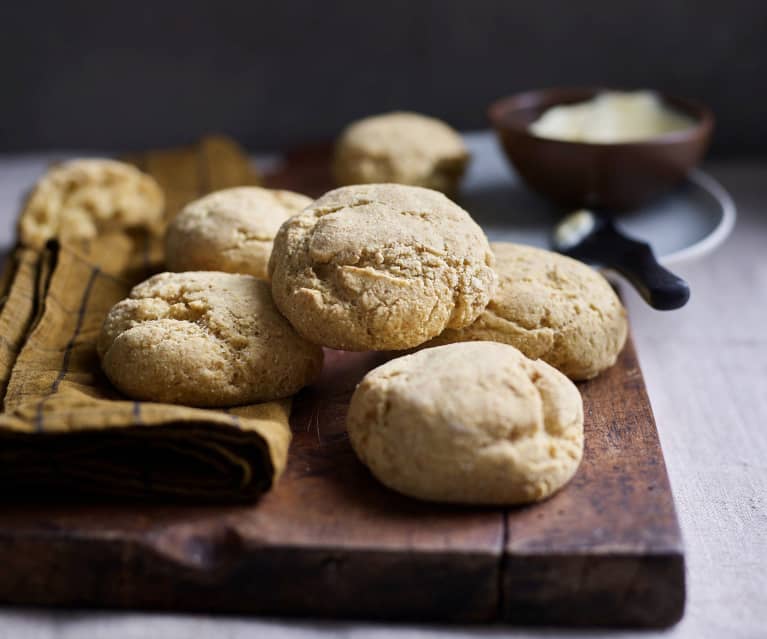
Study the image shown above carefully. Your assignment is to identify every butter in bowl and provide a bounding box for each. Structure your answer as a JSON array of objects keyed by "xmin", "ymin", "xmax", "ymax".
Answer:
[{"xmin": 488, "ymin": 87, "xmax": 714, "ymax": 211}]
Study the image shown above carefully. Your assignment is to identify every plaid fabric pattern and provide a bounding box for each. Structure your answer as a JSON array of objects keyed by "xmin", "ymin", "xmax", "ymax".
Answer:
[{"xmin": 0, "ymin": 137, "xmax": 291, "ymax": 501}]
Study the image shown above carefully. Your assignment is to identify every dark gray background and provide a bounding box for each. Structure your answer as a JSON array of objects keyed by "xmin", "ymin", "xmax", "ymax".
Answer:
[{"xmin": 1, "ymin": 0, "xmax": 765, "ymax": 155}]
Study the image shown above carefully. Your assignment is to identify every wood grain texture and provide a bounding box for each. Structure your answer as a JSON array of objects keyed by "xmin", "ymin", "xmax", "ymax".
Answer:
[
  {"xmin": 0, "ymin": 145, "xmax": 684, "ymax": 627},
  {"xmin": 503, "ymin": 342, "xmax": 684, "ymax": 626}
]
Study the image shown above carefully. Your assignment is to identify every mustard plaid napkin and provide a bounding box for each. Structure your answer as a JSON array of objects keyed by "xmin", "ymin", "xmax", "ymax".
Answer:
[{"xmin": 0, "ymin": 136, "xmax": 292, "ymax": 501}]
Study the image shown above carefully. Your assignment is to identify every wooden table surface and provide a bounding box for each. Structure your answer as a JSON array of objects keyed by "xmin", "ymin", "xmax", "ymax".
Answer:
[{"xmin": 0, "ymin": 143, "xmax": 764, "ymax": 639}]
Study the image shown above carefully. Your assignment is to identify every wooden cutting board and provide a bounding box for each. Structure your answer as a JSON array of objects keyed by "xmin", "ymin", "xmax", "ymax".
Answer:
[{"xmin": 0, "ymin": 147, "xmax": 684, "ymax": 627}]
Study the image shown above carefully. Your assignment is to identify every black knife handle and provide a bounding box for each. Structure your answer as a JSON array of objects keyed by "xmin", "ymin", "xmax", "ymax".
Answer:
[{"xmin": 566, "ymin": 221, "xmax": 690, "ymax": 310}]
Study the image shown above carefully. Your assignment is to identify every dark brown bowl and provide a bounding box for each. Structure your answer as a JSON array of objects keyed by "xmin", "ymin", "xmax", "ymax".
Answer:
[{"xmin": 488, "ymin": 88, "xmax": 714, "ymax": 211}]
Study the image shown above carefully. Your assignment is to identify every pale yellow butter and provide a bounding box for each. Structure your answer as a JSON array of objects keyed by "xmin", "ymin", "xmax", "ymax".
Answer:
[{"xmin": 530, "ymin": 91, "xmax": 694, "ymax": 143}]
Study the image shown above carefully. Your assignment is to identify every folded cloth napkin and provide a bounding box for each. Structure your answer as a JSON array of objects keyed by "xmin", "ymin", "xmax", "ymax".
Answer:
[{"xmin": 0, "ymin": 136, "xmax": 292, "ymax": 502}]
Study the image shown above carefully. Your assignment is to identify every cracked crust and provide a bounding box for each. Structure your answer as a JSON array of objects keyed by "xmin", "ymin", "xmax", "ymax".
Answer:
[
  {"xmin": 347, "ymin": 341, "xmax": 584, "ymax": 505},
  {"xmin": 332, "ymin": 112, "xmax": 469, "ymax": 194},
  {"xmin": 429, "ymin": 243, "xmax": 628, "ymax": 380},
  {"xmin": 268, "ymin": 183, "xmax": 497, "ymax": 351},
  {"xmin": 97, "ymin": 271, "xmax": 323, "ymax": 407},
  {"xmin": 165, "ymin": 187, "xmax": 312, "ymax": 280},
  {"xmin": 19, "ymin": 159, "xmax": 165, "ymax": 249}
]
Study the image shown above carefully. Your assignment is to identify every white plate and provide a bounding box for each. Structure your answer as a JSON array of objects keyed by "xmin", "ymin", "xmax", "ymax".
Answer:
[{"xmin": 461, "ymin": 132, "xmax": 736, "ymax": 266}]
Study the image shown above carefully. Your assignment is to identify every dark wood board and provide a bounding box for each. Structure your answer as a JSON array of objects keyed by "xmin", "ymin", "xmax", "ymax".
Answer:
[{"xmin": 0, "ymin": 147, "xmax": 684, "ymax": 627}]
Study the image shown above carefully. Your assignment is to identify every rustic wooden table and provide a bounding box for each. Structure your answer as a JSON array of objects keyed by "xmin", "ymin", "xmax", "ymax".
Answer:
[{"xmin": 0, "ymin": 146, "xmax": 763, "ymax": 639}]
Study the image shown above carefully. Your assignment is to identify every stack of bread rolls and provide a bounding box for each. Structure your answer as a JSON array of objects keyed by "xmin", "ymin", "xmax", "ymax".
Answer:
[{"xmin": 23, "ymin": 112, "xmax": 627, "ymax": 506}]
